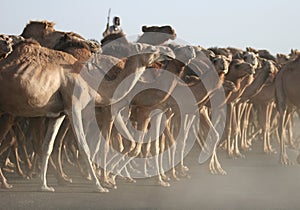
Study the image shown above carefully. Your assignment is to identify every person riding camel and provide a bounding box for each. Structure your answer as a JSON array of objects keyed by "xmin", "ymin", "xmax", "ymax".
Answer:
[{"xmin": 102, "ymin": 16, "xmax": 124, "ymax": 38}]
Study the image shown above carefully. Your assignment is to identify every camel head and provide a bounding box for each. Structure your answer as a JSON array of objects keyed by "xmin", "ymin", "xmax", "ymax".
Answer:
[
  {"xmin": 243, "ymin": 51, "xmax": 259, "ymax": 69},
  {"xmin": 0, "ymin": 34, "xmax": 13, "ymax": 59},
  {"xmin": 212, "ymin": 55, "xmax": 230, "ymax": 75},
  {"xmin": 87, "ymin": 39, "xmax": 101, "ymax": 53},
  {"xmin": 257, "ymin": 59, "xmax": 278, "ymax": 84},
  {"xmin": 289, "ymin": 49, "xmax": 300, "ymax": 60},
  {"xmin": 173, "ymin": 45, "xmax": 196, "ymax": 65},
  {"xmin": 276, "ymin": 53, "xmax": 290, "ymax": 66},
  {"xmin": 227, "ymin": 59, "xmax": 255, "ymax": 81}
]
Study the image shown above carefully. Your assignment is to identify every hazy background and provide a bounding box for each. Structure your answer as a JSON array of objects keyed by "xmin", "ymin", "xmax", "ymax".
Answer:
[{"xmin": 1, "ymin": 0, "xmax": 299, "ymax": 54}]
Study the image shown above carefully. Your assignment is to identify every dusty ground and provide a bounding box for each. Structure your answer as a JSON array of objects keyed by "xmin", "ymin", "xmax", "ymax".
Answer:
[{"xmin": 1, "ymin": 140, "xmax": 300, "ymax": 210}]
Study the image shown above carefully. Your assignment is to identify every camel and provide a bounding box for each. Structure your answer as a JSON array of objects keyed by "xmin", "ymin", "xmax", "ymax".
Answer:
[
  {"xmin": 0, "ymin": 39, "xmax": 175, "ymax": 192},
  {"xmin": 246, "ymin": 47, "xmax": 276, "ymax": 61},
  {"xmin": 111, "ymin": 46, "xmax": 230, "ymax": 181},
  {"xmin": 93, "ymin": 45, "xmax": 195, "ymax": 187},
  {"xmin": 276, "ymin": 53, "xmax": 290, "ymax": 66},
  {"xmin": 239, "ymin": 59, "xmax": 278, "ymax": 152},
  {"xmin": 21, "ymin": 20, "xmax": 85, "ymax": 49},
  {"xmin": 275, "ymin": 55, "xmax": 300, "ymax": 164},
  {"xmin": 53, "ymin": 33, "xmax": 92, "ymax": 62},
  {"xmin": 221, "ymin": 59, "xmax": 255, "ymax": 158},
  {"xmin": 137, "ymin": 25, "xmax": 177, "ymax": 45},
  {"xmin": 101, "ymin": 34, "xmax": 131, "ymax": 59}
]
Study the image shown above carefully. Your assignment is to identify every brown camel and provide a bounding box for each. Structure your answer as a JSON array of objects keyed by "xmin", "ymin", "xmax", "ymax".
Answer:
[
  {"xmin": 221, "ymin": 59, "xmax": 255, "ymax": 158},
  {"xmin": 239, "ymin": 59, "xmax": 278, "ymax": 152},
  {"xmin": 53, "ymin": 33, "xmax": 92, "ymax": 62},
  {"xmin": 246, "ymin": 47, "xmax": 276, "ymax": 61},
  {"xmin": 137, "ymin": 25, "xmax": 176, "ymax": 45},
  {"xmin": 0, "ymin": 39, "xmax": 174, "ymax": 192},
  {"xmin": 21, "ymin": 20, "xmax": 85, "ymax": 49},
  {"xmin": 275, "ymin": 55, "xmax": 300, "ymax": 164}
]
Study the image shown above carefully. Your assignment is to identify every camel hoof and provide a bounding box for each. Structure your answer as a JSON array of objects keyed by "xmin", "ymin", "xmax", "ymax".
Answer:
[
  {"xmin": 101, "ymin": 181, "xmax": 115, "ymax": 189},
  {"xmin": 158, "ymin": 180, "xmax": 170, "ymax": 187},
  {"xmin": 279, "ymin": 157, "xmax": 292, "ymax": 165},
  {"xmin": 1, "ymin": 182, "xmax": 13, "ymax": 189},
  {"xmin": 85, "ymin": 173, "xmax": 92, "ymax": 181},
  {"xmin": 182, "ymin": 165, "xmax": 189, "ymax": 172},
  {"xmin": 172, "ymin": 174, "xmax": 180, "ymax": 181},
  {"xmin": 41, "ymin": 185, "xmax": 55, "ymax": 192},
  {"xmin": 97, "ymin": 186, "xmax": 109, "ymax": 193},
  {"xmin": 236, "ymin": 153, "xmax": 245, "ymax": 158},
  {"xmin": 161, "ymin": 175, "xmax": 170, "ymax": 182},
  {"xmin": 57, "ymin": 177, "xmax": 72, "ymax": 186},
  {"xmin": 126, "ymin": 177, "xmax": 136, "ymax": 183}
]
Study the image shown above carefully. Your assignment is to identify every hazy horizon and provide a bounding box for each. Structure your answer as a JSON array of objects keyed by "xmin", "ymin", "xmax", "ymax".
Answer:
[{"xmin": 1, "ymin": 0, "xmax": 299, "ymax": 54}]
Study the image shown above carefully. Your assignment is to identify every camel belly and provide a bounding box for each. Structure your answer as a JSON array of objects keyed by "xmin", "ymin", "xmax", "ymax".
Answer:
[{"xmin": 0, "ymin": 71, "xmax": 64, "ymax": 117}]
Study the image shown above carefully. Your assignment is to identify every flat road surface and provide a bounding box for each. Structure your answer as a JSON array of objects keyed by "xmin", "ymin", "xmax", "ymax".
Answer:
[{"xmin": 1, "ymin": 141, "xmax": 300, "ymax": 210}]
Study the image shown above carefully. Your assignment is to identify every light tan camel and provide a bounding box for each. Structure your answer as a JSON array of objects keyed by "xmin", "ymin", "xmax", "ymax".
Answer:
[
  {"xmin": 137, "ymin": 25, "xmax": 176, "ymax": 45},
  {"xmin": 0, "ymin": 39, "xmax": 174, "ymax": 192}
]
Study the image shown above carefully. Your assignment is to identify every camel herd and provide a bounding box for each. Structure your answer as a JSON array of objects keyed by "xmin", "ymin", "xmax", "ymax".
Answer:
[{"xmin": 0, "ymin": 20, "xmax": 299, "ymax": 192}]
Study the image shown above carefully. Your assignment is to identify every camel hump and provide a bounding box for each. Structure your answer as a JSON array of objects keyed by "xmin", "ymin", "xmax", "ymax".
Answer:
[
  {"xmin": 101, "ymin": 32, "xmax": 127, "ymax": 46},
  {"xmin": 54, "ymin": 33, "xmax": 90, "ymax": 51},
  {"xmin": 21, "ymin": 20, "xmax": 56, "ymax": 37},
  {"xmin": 141, "ymin": 25, "xmax": 176, "ymax": 36}
]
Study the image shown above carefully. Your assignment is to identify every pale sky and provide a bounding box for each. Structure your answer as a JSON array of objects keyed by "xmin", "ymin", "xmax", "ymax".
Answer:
[{"xmin": 1, "ymin": 0, "xmax": 299, "ymax": 54}]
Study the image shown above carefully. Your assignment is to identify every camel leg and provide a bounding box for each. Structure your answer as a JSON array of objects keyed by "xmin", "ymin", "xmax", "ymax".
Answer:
[
  {"xmin": 159, "ymin": 134, "xmax": 170, "ymax": 182},
  {"xmin": 0, "ymin": 168, "xmax": 12, "ymax": 189},
  {"xmin": 151, "ymin": 112, "xmax": 169, "ymax": 187},
  {"xmin": 15, "ymin": 123, "xmax": 33, "ymax": 177},
  {"xmin": 41, "ymin": 115, "xmax": 66, "ymax": 192},
  {"xmin": 234, "ymin": 103, "xmax": 244, "ymax": 158},
  {"xmin": 287, "ymin": 116, "xmax": 295, "ymax": 148},
  {"xmin": 164, "ymin": 122, "xmax": 179, "ymax": 180},
  {"xmin": 99, "ymin": 107, "xmax": 114, "ymax": 187},
  {"xmin": 226, "ymin": 104, "xmax": 233, "ymax": 157},
  {"xmin": 241, "ymin": 103, "xmax": 252, "ymax": 151},
  {"xmin": 214, "ymin": 150, "xmax": 227, "ymax": 175},
  {"xmin": 266, "ymin": 103, "xmax": 276, "ymax": 153},
  {"xmin": 10, "ymin": 126, "xmax": 30, "ymax": 178},
  {"xmin": 279, "ymin": 111, "xmax": 290, "ymax": 165},
  {"xmin": 177, "ymin": 114, "xmax": 195, "ymax": 177},
  {"xmin": 70, "ymin": 107, "xmax": 108, "ymax": 193},
  {"xmin": 55, "ymin": 118, "xmax": 72, "ymax": 184},
  {"xmin": 200, "ymin": 108, "xmax": 225, "ymax": 175},
  {"xmin": 12, "ymin": 141, "xmax": 27, "ymax": 178}
]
